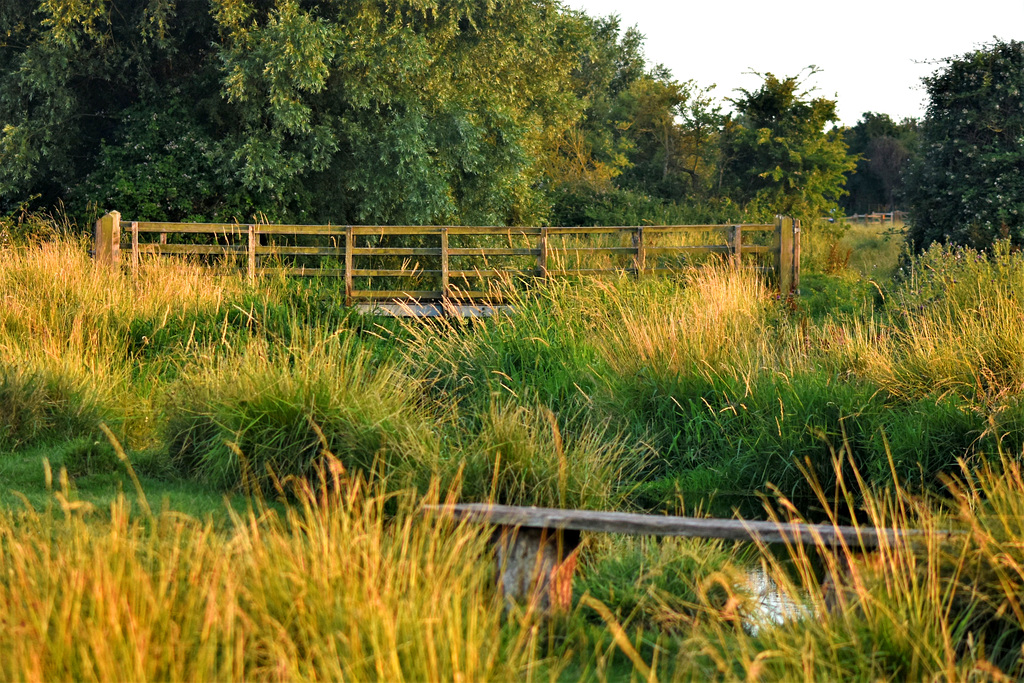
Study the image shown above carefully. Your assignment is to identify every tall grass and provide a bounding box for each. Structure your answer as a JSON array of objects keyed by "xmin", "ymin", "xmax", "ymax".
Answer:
[
  {"xmin": 0, "ymin": 468, "xmax": 558, "ymax": 680},
  {"xmin": 5, "ymin": 223, "xmax": 1024, "ymax": 678},
  {"xmin": 164, "ymin": 331, "xmax": 441, "ymax": 492}
]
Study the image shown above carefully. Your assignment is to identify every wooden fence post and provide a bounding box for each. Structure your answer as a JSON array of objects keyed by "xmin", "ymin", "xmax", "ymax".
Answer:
[
  {"xmin": 774, "ymin": 216, "xmax": 794, "ymax": 295},
  {"xmin": 633, "ymin": 226, "xmax": 645, "ymax": 277},
  {"xmin": 440, "ymin": 227, "xmax": 450, "ymax": 300},
  {"xmin": 730, "ymin": 224, "xmax": 742, "ymax": 269},
  {"xmin": 345, "ymin": 225, "xmax": 354, "ymax": 307},
  {"xmin": 247, "ymin": 224, "xmax": 256, "ymax": 283},
  {"xmin": 93, "ymin": 211, "xmax": 121, "ymax": 267},
  {"xmin": 792, "ymin": 219, "xmax": 801, "ymax": 294},
  {"xmin": 131, "ymin": 221, "xmax": 139, "ymax": 275},
  {"xmin": 538, "ymin": 227, "xmax": 548, "ymax": 278}
]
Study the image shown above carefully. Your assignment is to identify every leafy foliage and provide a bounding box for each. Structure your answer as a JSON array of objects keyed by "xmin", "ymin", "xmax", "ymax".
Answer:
[
  {"xmin": 722, "ymin": 71, "xmax": 856, "ymax": 222},
  {"xmin": 841, "ymin": 112, "xmax": 919, "ymax": 214},
  {"xmin": 905, "ymin": 40, "xmax": 1024, "ymax": 250}
]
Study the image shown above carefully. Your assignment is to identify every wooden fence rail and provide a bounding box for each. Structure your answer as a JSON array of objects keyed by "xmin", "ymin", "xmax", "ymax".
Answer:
[{"xmin": 94, "ymin": 212, "xmax": 800, "ymax": 308}]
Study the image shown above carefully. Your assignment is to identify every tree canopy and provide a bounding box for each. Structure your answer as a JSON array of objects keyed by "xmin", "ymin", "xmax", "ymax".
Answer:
[
  {"xmin": 720, "ymin": 71, "xmax": 856, "ymax": 222},
  {"xmin": 2, "ymin": 3, "xmax": 859, "ymax": 229},
  {"xmin": 905, "ymin": 40, "xmax": 1024, "ymax": 250}
]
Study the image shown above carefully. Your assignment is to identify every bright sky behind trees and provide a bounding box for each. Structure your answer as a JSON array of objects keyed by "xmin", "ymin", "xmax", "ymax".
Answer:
[{"xmin": 565, "ymin": 0, "xmax": 1024, "ymax": 125}]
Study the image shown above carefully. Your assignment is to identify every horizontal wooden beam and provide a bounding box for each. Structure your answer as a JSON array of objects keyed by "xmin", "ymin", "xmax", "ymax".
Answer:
[
  {"xmin": 136, "ymin": 244, "xmax": 247, "ymax": 255},
  {"xmin": 134, "ymin": 222, "xmax": 248, "ymax": 234},
  {"xmin": 426, "ymin": 504, "xmax": 946, "ymax": 549},
  {"xmin": 644, "ymin": 245, "xmax": 730, "ymax": 254},
  {"xmin": 448, "ymin": 248, "xmax": 539, "ymax": 256},
  {"xmin": 256, "ymin": 246, "xmax": 345, "ymax": 256}
]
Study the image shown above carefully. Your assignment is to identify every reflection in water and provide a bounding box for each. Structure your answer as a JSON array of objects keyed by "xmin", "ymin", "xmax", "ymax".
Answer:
[{"xmin": 744, "ymin": 567, "xmax": 808, "ymax": 634}]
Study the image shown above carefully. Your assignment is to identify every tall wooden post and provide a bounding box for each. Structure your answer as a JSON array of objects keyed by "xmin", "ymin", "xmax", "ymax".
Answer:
[
  {"xmin": 93, "ymin": 211, "xmax": 121, "ymax": 267},
  {"xmin": 440, "ymin": 227, "xmax": 450, "ymax": 300},
  {"xmin": 774, "ymin": 216, "xmax": 794, "ymax": 295},
  {"xmin": 130, "ymin": 221, "xmax": 139, "ymax": 276},
  {"xmin": 730, "ymin": 224, "xmax": 743, "ymax": 269},
  {"xmin": 345, "ymin": 226, "xmax": 354, "ymax": 307},
  {"xmin": 633, "ymin": 226, "xmax": 646, "ymax": 277},
  {"xmin": 792, "ymin": 219, "xmax": 801, "ymax": 294},
  {"xmin": 247, "ymin": 224, "xmax": 256, "ymax": 283},
  {"xmin": 538, "ymin": 227, "xmax": 549, "ymax": 278}
]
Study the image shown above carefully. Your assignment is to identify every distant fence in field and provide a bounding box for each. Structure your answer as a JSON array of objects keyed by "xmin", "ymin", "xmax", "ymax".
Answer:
[
  {"xmin": 93, "ymin": 212, "xmax": 800, "ymax": 307},
  {"xmin": 845, "ymin": 211, "xmax": 906, "ymax": 224}
]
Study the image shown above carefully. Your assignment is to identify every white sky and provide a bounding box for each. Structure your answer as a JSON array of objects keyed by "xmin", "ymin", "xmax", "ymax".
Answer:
[{"xmin": 564, "ymin": 0, "xmax": 1024, "ymax": 126}]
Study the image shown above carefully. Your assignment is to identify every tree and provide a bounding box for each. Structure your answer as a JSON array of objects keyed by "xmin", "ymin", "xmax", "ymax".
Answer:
[
  {"xmin": 1, "ymin": 0, "xmax": 587, "ymax": 226},
  {"xmin": 721, "ymin": 70, "xmax": 856, "ymax": 222},
  {"xmin": 841, "ymin": 112, "xmax": 919, "ymax": 214},
  {"xmin": 905, "ymin": 40, "xmax": 1024, "ymax": 250}
]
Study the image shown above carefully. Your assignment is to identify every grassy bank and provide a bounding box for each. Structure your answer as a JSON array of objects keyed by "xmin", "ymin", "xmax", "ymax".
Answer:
[{"xmin": 2, "ymin": 218, "xmax": 1024, "ymax": 677}]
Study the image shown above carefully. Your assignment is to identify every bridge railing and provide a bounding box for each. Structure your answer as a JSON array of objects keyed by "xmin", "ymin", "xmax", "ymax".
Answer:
[{"xmin": 93, "ymin": 213, "xmax": 800, "ymax": 303}]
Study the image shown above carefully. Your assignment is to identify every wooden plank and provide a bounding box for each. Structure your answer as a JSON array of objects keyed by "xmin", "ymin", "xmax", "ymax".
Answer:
[
  {"xmin": 255, "ymin": 246, "xmax": 346, "ymax": 256},
  {"xmin": 450, "ymin": 269, "xmax": 533, "ymax": 278},
  {"xmin": 543, "ymin": 268, "xmax": 622, "ymax": 275},
  {"xmin": 538, "ymin": 227, "xmax": 548, "ymax": 277},
  {"xmin": 351, "ymin": 290, "xmax": 501, "ymax": 301},
  {"xmin": 257, "ymin": 224, "xmax": 348, "ymax": 236},
  {"xmin": 132, "ymin": 222, "xmax": 774, "ymax": 237},
  {"xmin": 426, "ymin": 504, "xmax": 934, "ymax": 549},
  {"xmin": 256, "ymin": 268, "xmax": 347, "ymax": 277},
  {"xmin": 93, "ymin": 211, "xmax": 121, "ymax": 266},
  {"xmin": 131, "ymin": 221, "xmax": 139, "ymax": 274},
  {"xmin": 247, "ymin": 224, "xmax": 256, "ymax": 282},
  {"xmin": 351, "ymin": 269, "xmax": 440, "ymax": 277},
  {"xmin": 447, "ymin": 226, "xmax": 542, "ymax": 236},
  {"xmin": 547, "ymin": 247, "xmax": 636, "ymax": 254},
  {"xmin": 633, "ymin": 226, "xmax": 645, "ymax": 276},
  {"xmin": 352, "ymin": 226, "xmax": 444, "ymax": 236},
  {"xmin": 448, "ymin": 248, "xmax": 539, "ymax": 256},
  {"xmin": 545, "ymin": 227, "xmax": 633, "ymax": 235},
  {"xmin": 645, "ymin": 245, "xmax": 730, "ymax": 255},
  {"xmin": 352, "ymin": 247, "xmax": 440, "ymax": 257},
  {"xmin": 137, "ymin": 244, "xmax": 246, "ymax": 256},
  {"xmin": 792, "ymin": 219, "xmax": 801, "ymax": 293},
  {"xmin": 440, "ymin": 227, "xmax": 449, "ymax": 299},
  {"xmin": 730, "ymin": 225, "xmax": 743, "ymax": 268},
  {"xmin": 345, "ymin": 226, "xmax": 353, "ymax": 306},
  {"xmin": 741, "ymin": 245, "xmax": 774, "ymax": 254},
  {"xmin": 350, "ymin": 290, "xmax": 444, "ymax": 300},
  {"xmin": 135, "ymin": 222, "xmax": 248, "ymax": 234}
]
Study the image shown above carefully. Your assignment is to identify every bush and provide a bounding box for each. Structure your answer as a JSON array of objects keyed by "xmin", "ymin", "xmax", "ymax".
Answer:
[
  {"xmin": 165, "ymin": 337, "xmax": 440, "ymax": 492},
  {"xmin": 59, "ymin": 437, "xmax": 122, "ymax": 478},
  {"xmin": 0, "ymin": 364, "xmax": 101, "ymax": 451},
  {"xmin": 447, "ymin": 401, "xmax": 645, "ymax": 511},
  {"xmin": 905, "ymin": 40, "xmax": 1024, "ymax": 250}
]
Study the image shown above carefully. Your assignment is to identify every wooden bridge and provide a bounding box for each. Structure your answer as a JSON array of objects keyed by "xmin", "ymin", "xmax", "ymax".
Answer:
[{"xmin": 94, "ymin": 212, "xmax": 800, "ymax": 315}]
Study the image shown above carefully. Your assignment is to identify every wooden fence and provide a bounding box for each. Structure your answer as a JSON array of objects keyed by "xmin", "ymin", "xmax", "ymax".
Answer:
[
  {"xmin": 94, "ymin": 212, "xmax": 800, "ymax": 306},
  {"xmin": 845, "ymin": 211, "xmax": 906, "ymax": 224}
]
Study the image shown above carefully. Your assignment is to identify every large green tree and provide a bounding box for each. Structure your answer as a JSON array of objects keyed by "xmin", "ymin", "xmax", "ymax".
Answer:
[
  {"xmin": 905, "ymin": 40, "xmax": 1024, "ymax": 250},
  {"xmin": 721, "ymin": 71, "xmax": 856, "ymax": 222},
  {"xmin": 841, "ymin": 112, "xmax": 919, "ymax": 215},
  {"xmin": 1, "ymin": 0, "xmax": 585, "ymax": 225}
]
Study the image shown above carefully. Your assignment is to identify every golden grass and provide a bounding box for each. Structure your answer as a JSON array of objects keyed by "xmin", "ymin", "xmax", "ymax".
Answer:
[{"xmin": 0, "ymin": 466, "xmax": 559, "ymax": 681}]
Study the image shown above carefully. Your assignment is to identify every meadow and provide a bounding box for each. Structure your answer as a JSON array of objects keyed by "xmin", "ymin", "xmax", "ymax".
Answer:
[{"xmin": 1, "ymin": 214, "xmax": 1023, "ymax": 680}]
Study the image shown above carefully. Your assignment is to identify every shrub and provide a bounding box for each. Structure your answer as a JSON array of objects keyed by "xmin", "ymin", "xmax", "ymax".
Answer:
[
  {"xmin": 447, "ymin": 401, "xmax": 646, "ymax": 510},
  {"xmin": 0, "ymin": 364, "xmax": 101, "ymax": 451},
  {"xmin": 905, "ymin": 40, "xmax": 1024, "ymax": 250},
  {"xmin": 59, "ymin": 437, "xmax": 122, "ymax": 478},
  {"xmin": 165, "ymin": 336, "xmax": 440, "ymax": 492}
]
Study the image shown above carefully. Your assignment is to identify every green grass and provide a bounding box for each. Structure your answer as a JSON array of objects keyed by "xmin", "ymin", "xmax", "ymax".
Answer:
[{"xmin": 4, "ymin": 221, "xmax": 1024, "ymax": 679}]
